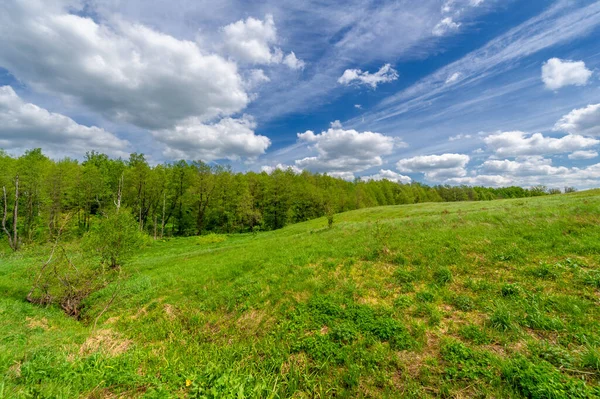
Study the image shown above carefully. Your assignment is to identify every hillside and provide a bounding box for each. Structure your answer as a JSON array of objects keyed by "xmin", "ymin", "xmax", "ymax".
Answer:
[{"xmin": 1, "ymin": 191, "xmax": 600, "ymax": 398}]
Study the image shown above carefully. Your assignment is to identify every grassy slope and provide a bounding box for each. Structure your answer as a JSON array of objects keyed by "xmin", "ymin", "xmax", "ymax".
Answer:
[{"xmin": 1, "ymin": 191, "xmax": 600, "ymax": 398}]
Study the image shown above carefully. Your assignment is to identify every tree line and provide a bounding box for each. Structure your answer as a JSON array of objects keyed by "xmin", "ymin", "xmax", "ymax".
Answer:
[{"xmin": 0, "ymin": 148, "xmax": 566, "ymax": 250}]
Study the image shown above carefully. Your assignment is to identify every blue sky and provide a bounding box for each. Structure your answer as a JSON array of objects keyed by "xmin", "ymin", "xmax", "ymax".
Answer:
[{"xmin": 1, "ymin": 0, "xmax": 600, "ymax": 188}]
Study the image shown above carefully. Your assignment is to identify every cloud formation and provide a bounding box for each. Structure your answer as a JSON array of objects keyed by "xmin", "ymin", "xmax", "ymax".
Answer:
[
  {"xmin": 568, "ymin": 150, "xmax": 598, "ymax": 160},
  {"xmin": 396, "ymin": 153, "xmax": 470, "ymax": 180},
  {"xmin": 432, "ymin": 17, "xmax": 461, "ymax": 36},
  {"xmin": 0, "ymin": 86, "xmax": 128, "ymax": 157},
  {"xmin": 153, "ymin": 116, "xmax": 271, "ymax": 161},
  {"xmin": 483, "ymin": 131, "xmax": 598, "ymax": 157},
  {"xmin": 295, "ymin": 121, "xmax": 399, "ymax": 178},
  {"xmin": 554, "ymin": 104, "xmax": 600, "ymax": 136},
  {"xmin": 541, "ymin": 58, "xmax": 593, "ymax": 90},
  {"xmin": 0, "ymin": 0, "xmax": 250, "ymax": 130},
  {"xmin": 221, "ymin": 14, "xmax": 304, "ymax": 69},
  {"xmin": 338, "ymin": 64, "xmax": 399, "ymax": 88},
  {"xmin": 362, "ymin": 169, "xmax": 412, "ymax": 184}
]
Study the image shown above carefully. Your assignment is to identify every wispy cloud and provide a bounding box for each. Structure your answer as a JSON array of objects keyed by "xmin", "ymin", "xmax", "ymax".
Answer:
[{"xmin": 352, "ymin": 1, "xmax": 600, "ymax": 129}]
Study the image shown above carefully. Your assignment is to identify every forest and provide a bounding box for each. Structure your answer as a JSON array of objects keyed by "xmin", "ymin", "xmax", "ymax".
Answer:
[{"xmin": 0, "ymin": 148, "xmax": 564, "ymax": 249}]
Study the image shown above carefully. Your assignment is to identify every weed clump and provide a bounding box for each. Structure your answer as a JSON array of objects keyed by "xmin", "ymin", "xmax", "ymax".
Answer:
[
  {"xmin": 489, "ymin": 306, "xmax": 514, "ymax": 332},
  {"xmin": 433, "ymin": 267, "xmax": 453, "ymax": 286},
  {"xmin": 502, "ymin": 356, "xmax": 592, "ymax": 398}
]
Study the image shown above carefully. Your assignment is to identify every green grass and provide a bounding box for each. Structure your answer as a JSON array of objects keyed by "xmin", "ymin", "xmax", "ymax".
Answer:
[{"xmin": 2, "ymin": 190, "xmax": 600, "ymax": 397}]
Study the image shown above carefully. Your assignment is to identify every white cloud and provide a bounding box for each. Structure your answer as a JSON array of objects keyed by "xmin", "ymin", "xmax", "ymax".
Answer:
[
  {"xmin": 449, "ymin": 133, "xmax": 472, "ymax": 141},
  {"xmin": 355, "ymin": 2, "xmax": 600, "ymax": 128},
  {"xmin": 446, "ymin": 174, "xmax": 512, "ymax": 187},
  {"xmin": 221, "ymin": 14, "xmax": 304, "ymax": 70},
  {"xmin": 261, "ymin": 163, "xmax": 302, "ymax": 174},
  {"xmin": 0, "ymin": 1, "xmax": 249, "ymax": 130},
  {"xmin": 396, "ymin": 153, "xmax": 470, "ymax": 180},
  {"xmin": 221, "ymin": 14, "xmax": 279, "ymax": 64},
  {"xmin": 354, "ymin": 104, "xmax": 363, "ymax": 109},
  {"xmin": 338, "ymin": 64, "xmax": 399, "ymax": 88},
  {"xmin": 362, "ymin": 169, "xmax": 412, "ymax": 184},
  {"xmin": 326, "ymin": 171, "xmax": 356, "ymax": 181},
  {"xmin": 554, "ymin": 103, "xmax": 600, "ymax": 136},
  {"xmin": 153, "ymin": 115, "xmax": 271, "ymax": 161},
  {"xmin": 283, "ymin": 52, "xmax": 305, "ymax": 70},
  {"xmin": 244, "ymin": 69, "xmax": 271, "ymax": 90},
  {"xmin": 481, "ymin": 156, "xmax": 569, "ymax": 176},
  {"xmin": 568, "ymin": 150, "xmax": 598, "ymax": 160},
  {"xmin": 445, "ymin": 72, "xmax": 462, "ymax": 84},
  {"xmin": 295, "ymin": 121, "xmax": 399, "ymax": 174},
  {"xmin": 432, "ymin": 17, "xmax": 461, "ymax": 36},
  {"xmin": 541, "ymin": 58, "xmax": 593, "ymax": 90},
  {"xmin": 483, "ymin": 131, "xmax": 598, "ymax": 157},
  {"xmin": 0, "ymin": 86, "xmax": 128, "ymax": 157}
]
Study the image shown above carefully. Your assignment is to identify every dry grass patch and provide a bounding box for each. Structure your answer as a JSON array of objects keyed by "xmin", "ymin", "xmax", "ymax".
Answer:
[{"xmin": 80, "ymin": 329, "xmax": 132, "ymax": 357}]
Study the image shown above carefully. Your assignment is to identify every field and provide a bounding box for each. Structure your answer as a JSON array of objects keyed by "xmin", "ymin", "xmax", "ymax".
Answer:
[{"xmin": 1, "ymin": 190, "xmax": 600, "ymax": 398}]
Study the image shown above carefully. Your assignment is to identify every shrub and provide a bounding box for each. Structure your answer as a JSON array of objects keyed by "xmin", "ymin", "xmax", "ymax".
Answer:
[{"xmin": 83, "ymin": 210, "xmax": 145, "ymax": 269}]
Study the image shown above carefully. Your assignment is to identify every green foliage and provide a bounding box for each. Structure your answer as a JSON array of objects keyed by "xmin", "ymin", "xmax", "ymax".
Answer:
[
  {"xmin": 501, "ymin": 283, "xmax": 521, "ymax": 297},
  {"xmin": 451, "ymin": 294, "xmax": 474, "ymax": 311},
  {"xmin": 433, "ymin": 267, "xmax": 453, "ymax": 285},
  {"xmin": 489, "ymin": 305, "xmax": 514, "ymax": 332},
  {"xmin": 2, "ymin": 187, "xmax": 600, "ymax": 397},
  {"xmin": 502, "ymin": 356, "xmax": 592, "ymax": 398},
  {"xmin": 83, "ymin": 210, "xmax": 145, "ymax": 268}
]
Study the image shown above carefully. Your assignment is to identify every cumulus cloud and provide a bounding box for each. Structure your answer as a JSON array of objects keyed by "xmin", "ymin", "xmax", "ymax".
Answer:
[
  {"xmin": 0, "ymin": 86, "xmax": 128, "ymax": 157},
  {"xmin": 483, "ymin": 131, "xmax": 598, "ymax": 157},
  {"xmin": 261, "ymin": 163, "xmax": 302, "ymax": 174},
  {"xmin": 294, "ymin": 121, "xmax": 399, "ymax": 175},
  {"xmin": 362, "ymin": 169, "xmax": 412, "ymax": 184},
  {"xmin": 554, "ymin": 103, "xmax": 600, "ymax": 136},
  {"xmin": 446, "ymin": 174, "xmax": 513, "ymax": 187},
  {"xmin": 338, "ymin": 64, "xmax": 399, "ymax": 88},
  {"xmin": 283, "ymin": 52, "xmax": 305, "ymax": 70},
  {"xmin": 432, "ymin": 17, "xmax": 461, "ymax": 36},
  {"xmin": 541, "ymin": 58, "xmax": 593, "ymax": 90},
  {"xmin": 396, "ymin": 153, "xmax": 470, "ymax": 180},
  {"xmin": 153, "ymin": 116, "xmax": 271, "ymax": 161},
  {"xmin": 481, "ymin": 156, "xmax": 569, "ymax": 176},
  {"xmin": 327, "ymin": 171, "xmax": 356, "ymax": 181},
  {"xmin": 0, "ymin": 0, "xmax": 249, "ymax": 130},
  {"xmin": 221, "ymin": 14, "xmax": 304, "ymax": 69},
  {"xmin": 568, "ymin": 150, "xmax": 598, "ymax": 160}
]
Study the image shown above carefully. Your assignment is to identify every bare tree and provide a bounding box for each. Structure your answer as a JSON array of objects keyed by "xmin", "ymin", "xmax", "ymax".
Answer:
[{"xmin": 2, "ymin": 175, "xmax": 19, "ymax": 251}]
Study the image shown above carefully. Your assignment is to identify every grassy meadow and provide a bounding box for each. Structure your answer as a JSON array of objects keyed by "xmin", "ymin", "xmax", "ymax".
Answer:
[{"xmin": 1, "ymin": 190, "xmax": 600, "ymax": 398}]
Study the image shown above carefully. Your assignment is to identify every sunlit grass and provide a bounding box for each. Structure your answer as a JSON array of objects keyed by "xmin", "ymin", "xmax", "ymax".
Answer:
[{"xmin": 1, "ymin": 190, "xmax": 600, "ymax": 397}]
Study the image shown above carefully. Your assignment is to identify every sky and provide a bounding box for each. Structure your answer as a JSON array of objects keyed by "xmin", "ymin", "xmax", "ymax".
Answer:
[{"xmin": 1, "ymin": 0, "xmax": 600, "ymax": 189}]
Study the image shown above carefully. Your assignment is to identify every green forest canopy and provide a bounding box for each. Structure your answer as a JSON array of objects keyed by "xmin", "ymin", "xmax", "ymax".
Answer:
[{"xmin": 0, "ymin": 148, "xmax": 568, "ymax": 245}]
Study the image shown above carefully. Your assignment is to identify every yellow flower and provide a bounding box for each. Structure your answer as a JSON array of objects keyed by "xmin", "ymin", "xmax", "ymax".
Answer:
[{"xmin": 186, "ymin": 379, "xmax": 192, "ymax": 387}]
